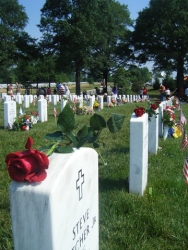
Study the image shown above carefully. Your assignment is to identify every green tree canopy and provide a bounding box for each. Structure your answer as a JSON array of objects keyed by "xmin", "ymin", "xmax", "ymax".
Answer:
[
  {"xmin": 0, "ymin": 0, "xmax": 28, "ymax": 79},
  {"xmin": 39, "ymin": 0, "xmax": 132, "ymax": 95},
  {"xmin": 132, "ymin": 0, "xmax": 188, "ymax": 88}
]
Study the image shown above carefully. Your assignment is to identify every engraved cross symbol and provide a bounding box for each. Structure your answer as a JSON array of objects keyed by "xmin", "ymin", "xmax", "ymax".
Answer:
[{"xmin": 76, "ymin": 170, "xmax": 84, "ymax": 201}]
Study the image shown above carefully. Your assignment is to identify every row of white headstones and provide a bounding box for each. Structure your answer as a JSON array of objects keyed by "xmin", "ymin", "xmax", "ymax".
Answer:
[
  {"xmin": 2, "ymin": 92, "xmax": 149, "ymax": 128},
  {"xmin": 4, "ymin": 93, "xmax": 172, "ymax": 250}
]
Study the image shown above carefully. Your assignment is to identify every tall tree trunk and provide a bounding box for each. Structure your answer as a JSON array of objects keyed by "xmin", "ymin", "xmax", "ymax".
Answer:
[
  {"xmin": 177, "ymin": 54, "xmax": 184, "ymax": 97},
  {"xmin": 75, "ymin": 67, "xmax": 81, "ymax": 96},
  {"xmin": 103, "ymin": 70, "xmax": 108, "ymax": 94}
]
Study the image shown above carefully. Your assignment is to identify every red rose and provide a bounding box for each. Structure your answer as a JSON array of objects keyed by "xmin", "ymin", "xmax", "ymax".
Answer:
[
  {"xmin": 25, "ymin": 115, "xmax": 30, "ymax": 119},
  {"xmin": 134, "ymin": 107, "xmax": 145, "ymax": 117},
  {"xmin": 21, "ymin": 125, "xmax": 27, "ymax": 131},
  {"xmin": 5, "ymin": 137, "xmax": 49, "ymax": 183},
  {"xmin": 151, "ymin": 104, "xmax": 158, "ymax": 110}
]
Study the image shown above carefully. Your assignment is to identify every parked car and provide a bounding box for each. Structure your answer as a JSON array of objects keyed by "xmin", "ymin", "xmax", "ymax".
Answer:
[{"xmin": 145, "ymin": 81, "xmax": 153, "ymax": 87}]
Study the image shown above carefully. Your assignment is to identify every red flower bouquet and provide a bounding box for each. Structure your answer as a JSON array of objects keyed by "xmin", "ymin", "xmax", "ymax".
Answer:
[{"xmin": 134, "ymin": 107, "xmax": 146, "ymax": 117}]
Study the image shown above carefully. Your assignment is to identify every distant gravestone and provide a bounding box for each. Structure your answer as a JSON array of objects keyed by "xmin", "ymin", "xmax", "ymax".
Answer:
[
  {"xmin": 89, "ymin": 96, "xmax": 94, "ymax": 108},
  {"xmin": 4, "ymin": 95, "xmax": 11, "ymax": 102},
  {"xmin": 1, "ymin": 92, "xmax": 7, "ymax": 99},
  {"xmin": 52, "ymin": 95, "xmax": 57, "ymax": 106},
  {"xmin": 107, "ymin": 96, "xmax": 111, "ymax": 106},
  {"xmin": 39, "ymin": 95, "xmax": 44, "ymax": 99},
  {"xmin": 29, "ymin": 95, "xmax": 33, "ymax": 104},
  {"xmin": 77, "ymin": 97, "xmax": 83, "ymax": 108},
  {"xmin": 129, "ymin": 113, "xmax": 148, "ymax": 196},
  {"xmin": 10, "ymin": 148, "xmax": 99, "ymax": 250},
  {"xmin": 129, "ymin": 95, "xmax": 132, "ymax": 103},
  {"xmin": 48, "ymin": 95, "xmax": 52, "ymax": 103},
  {"xmin": 4, "ymin": 101, "xmax": 16, "ymax": 128},
  {"xmin": 60, "ymin": 99, "xmax": 68, "ymax": 111},
  {"xmin": 98, "ymin": 96, "xmax": 103, "ymax": 109},
  {"xmin": 24, "ymin": 95, "xmax": 30, "ymax": 108},
  {"xmin": 158, "ymin": 103, "xmax": 163, "ymax": 137},
  {"xmin": 38, "ymin": 99, "xmax": 47, "ymax": 122},
  {"xmin": 148, "ymin": 109, "xmax": 159, "ymax": 154},
  {"xmin": 16, "ymin": 95, "xmax": 22, "ymax": 104}
]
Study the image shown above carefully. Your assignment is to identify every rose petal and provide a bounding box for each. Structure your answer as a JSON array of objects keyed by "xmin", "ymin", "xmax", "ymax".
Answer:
[
  {"xmin": 30, "ymin": 149, "xmax": 49, "ymax": 169},
  {"xmin": 25, "ymin": 137, "xmax": 34, "ymax": 149},
  {"xmin": 26, "ymin": 170, "xmax": 47, "ymax": 182}
]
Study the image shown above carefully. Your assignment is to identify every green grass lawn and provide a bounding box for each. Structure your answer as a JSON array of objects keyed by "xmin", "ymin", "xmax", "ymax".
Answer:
[{"xmin": 0, "ymin": 91, "xmax": 188, "ymax": 250}]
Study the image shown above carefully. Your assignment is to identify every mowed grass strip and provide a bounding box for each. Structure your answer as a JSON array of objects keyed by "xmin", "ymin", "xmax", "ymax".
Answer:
[{"xmin": 0, "ymin": 92, "xmax": 188, "ymax": 250}]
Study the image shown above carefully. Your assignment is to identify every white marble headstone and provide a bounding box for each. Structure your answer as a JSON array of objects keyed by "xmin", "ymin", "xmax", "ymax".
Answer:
[
  {"xmin": 148, "ymin": 109, "xmax": 159, "ymax": 154},
  {"xmin": 4, "ymin": 101, "xmax": 17, "ymax": 128},
  {"xmin": 52, "ymin": 95, "xmax": 57, "ymax": 106},
  {"xmin": 10, "ymin": 148, "xmax": 99, "ymax": 250},
  {"xmin": 107, "ymin": 96, "xmax": 111, "ymax": 106},
  {"xmin": 129, "ymin": 113, "xmax": 148, "ymax": 196},
  {"xmin": 98, "ymin": 96, "xmax": 103, "ymax": 109},
  {"xmin": 24, "ymin": 95, "xmax": 30, "ymax": 108},
  {"xmin": 16, "ymin": 95, "xmax": 22, "ymax": 104},
  {"xmin": 60, "ymin": 99, "xmax": 68, "ymax": 111},
  {"xmin": 29, "ymin": 95, "xmax": 33, "ymax": 104},
  {"xmin": 38, "ymin": 99, "xmax": 48, "ymax": 122},
  {"xmin": 158, "ymin": 103, "xmax": 163, "ymax": 137},
  {"xmin": 4, "ymin": 95, "xmax": 11, "ymax": 102},
  {"xmin": 89, "ymin": 96, "xmax": 94, "ymax": 108}
]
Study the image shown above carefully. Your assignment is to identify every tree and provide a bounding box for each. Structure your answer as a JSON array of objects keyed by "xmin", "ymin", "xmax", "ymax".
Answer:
[
  {"xmin": 132, "ymin": 0, "xmax": 188, "ymax": 90},
  {"xmin": 88, "ymin": 0, "xmax": 132, "ymax": 92},
  {"xmin": 39, "ymin": 0, "xmax": 98, "ymax": 95},
  {"xmin": 39, "ymin": 0, "xmax": 132, "ymax": 95},
  {"xmin": 0, "ymin": 0, "xmax": 28, "ymax": 79}
]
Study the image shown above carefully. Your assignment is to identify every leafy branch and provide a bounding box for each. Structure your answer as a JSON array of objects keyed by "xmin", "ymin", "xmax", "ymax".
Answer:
[{"xmin": 41, "ymin": 103, "xmax": 125, "ymax": 155}]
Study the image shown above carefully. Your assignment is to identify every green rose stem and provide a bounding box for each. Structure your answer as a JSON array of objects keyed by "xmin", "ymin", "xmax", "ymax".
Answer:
[
  {"xmin": 97, "ymin": 150, "xmax": 107, "ymax": 166},
  {"xmin": 45, "ymin": 141, "xmax": 60, "ymax": 157}
]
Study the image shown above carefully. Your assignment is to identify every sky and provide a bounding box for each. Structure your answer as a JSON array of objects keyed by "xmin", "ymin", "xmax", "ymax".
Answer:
[{"xmin": 18, "ymin": 0, "xmax": 150, "ymax": 39}]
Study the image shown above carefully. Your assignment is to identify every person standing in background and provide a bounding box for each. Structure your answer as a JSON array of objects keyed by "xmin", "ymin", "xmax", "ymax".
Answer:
[
  {"xmin": 7, "ymin": 84, "xmax": 13, "ymax": 96},
  {"xmin": 159, "ymin": 84, "xmax": 166, "ymax": 101},
  {"xmin": 165, "ymin": 88, "xmax": 171, "ymax": 99},
  {"xmin": 15, "ymin": 82, "xmax": 21, "ymax": 95},
  {"xmin": 143, "ymin": 86, "xmax": 147, "ymax": 96}
]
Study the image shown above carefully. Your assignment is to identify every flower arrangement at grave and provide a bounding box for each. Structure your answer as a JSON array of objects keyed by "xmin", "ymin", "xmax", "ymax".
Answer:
[
  {"xmin": 93, "ymin": 100, "xmax": 100, "ymax": 110},
  {"xmin": 145, "ymin": 101, "xmax": 159, "ymax": 121},
  {"xmin": 108, "ymin": 102, "xmax": 114, "ymax": 108},
  {"xmin": 162, "ymin": 109, "xmax": 176, "ymax": 128},
  {"xmin": 111, "ymin": 99, "xmax": 117, "ymax": 106},
  {"xmin": 71, "ymin": 101, "xmax": 94, "ymax": 115},
  {"xmin": 171, "ymin": 125, "xmax": 182, "ymax": 138},
  {"xmin": 10, "ymin": 112, "xmax": 39, "ymax": 131},
  {"xmin": 5, "ymin": 103, "xmax": 125, "ymax": 182},
  {"xmin": 122, "ymin": 98, "xmax": 128, "ymax": 104},
  {"xmin": 134, "ymin": 106, "xmax": 146, "ymax": 117}
]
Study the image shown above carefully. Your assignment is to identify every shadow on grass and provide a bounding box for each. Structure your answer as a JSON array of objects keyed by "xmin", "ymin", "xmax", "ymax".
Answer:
[
  {"xmin": 99, "ymin": 177, "xmax": 129, "ymax": 193},
  {"xmin": 108, "ymin": 146, "xmax": 130, "ymax": 155}
]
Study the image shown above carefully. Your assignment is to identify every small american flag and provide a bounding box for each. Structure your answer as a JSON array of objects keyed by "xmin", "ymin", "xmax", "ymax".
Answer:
[
  {"xmin": 183, "ymin": 156, "xmax": 188, "ymax": 184},
  {"xmin": 180, "ymin": 110, "xmax": 187, "ymax": 125},
  {"xmin": 53, "ymin": 107, "xmax": 57, "ymax": 117},
  {"xmin": 176, "ymin": 121, "xmax": 183, "ymax": 133},
  {"xmin": 182, "ymin": 130, "xmax": 188, "ymax": 151}
]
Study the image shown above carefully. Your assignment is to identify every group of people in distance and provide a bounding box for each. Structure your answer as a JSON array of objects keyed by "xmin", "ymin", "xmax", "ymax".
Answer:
[
  {"xmin": 6, "ymin": 82, "xmax": 70, "ymax": 99},
  {"xmin": 159, "ymin": 84, "xmax": 171, "ymax": 101},
  {"xmin": 140, "ymin": 86, "xmax": 147, "ymax": 99}
]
